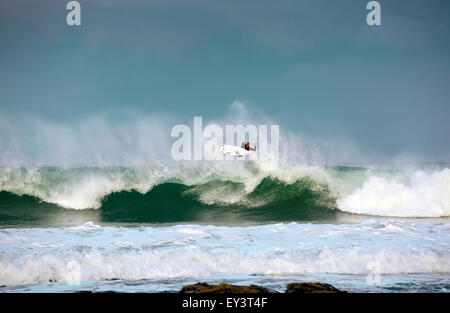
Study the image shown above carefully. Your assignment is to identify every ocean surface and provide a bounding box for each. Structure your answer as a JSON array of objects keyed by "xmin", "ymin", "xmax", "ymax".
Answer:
[{"xmin": 0, "ymin": 162, "xmax": 449, "ymax": 292}]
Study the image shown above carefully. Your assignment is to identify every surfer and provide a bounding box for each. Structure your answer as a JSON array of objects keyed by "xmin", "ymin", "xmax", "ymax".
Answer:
[{"xmin": 242, "ymin": 142, "xmax": 257, "ymax": 151}]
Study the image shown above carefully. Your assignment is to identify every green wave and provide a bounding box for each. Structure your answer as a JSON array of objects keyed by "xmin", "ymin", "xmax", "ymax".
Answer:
[
  {"xmin": 0, "ymin": 191, "xmax": 99, "ymax": 228},
  {"xmin": 0, "ymin": 177, "xmax": 338, "ymax": 226}
]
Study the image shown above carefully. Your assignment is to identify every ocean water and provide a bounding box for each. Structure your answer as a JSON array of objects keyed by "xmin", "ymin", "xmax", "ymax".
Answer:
[{"xmin": 0, "ymin": 162, "xmax": 449, "ymax": 292}]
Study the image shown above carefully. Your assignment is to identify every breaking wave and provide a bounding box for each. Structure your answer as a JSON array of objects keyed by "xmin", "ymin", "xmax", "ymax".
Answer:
[{"xmin": 0, "ymin": 164, "xmax": 449, "ymax": 223}]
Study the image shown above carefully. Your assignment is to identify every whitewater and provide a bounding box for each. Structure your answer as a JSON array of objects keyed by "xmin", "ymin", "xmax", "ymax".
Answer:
[
  {"xmin": 0, "ymin": 162, "xmax": 449, "ymax": 292},
  {"xmin": 0, "ymin": 220, "xmax": 449, "ymax": 292}
]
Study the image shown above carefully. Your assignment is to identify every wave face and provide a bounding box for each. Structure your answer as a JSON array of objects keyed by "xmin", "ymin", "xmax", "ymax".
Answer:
[
  {"xmin": 99, "ymin": 177, "xmax": 336, "ymax": 223},
  {"xmin": 0, "ymin": 164, "xmax": 449, "ymax": 225}
]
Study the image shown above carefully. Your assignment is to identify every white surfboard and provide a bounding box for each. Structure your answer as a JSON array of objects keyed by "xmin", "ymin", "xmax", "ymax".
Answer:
[{"xmin": 218, "ymin": 144, "xmax": 251, "ymax": 157}]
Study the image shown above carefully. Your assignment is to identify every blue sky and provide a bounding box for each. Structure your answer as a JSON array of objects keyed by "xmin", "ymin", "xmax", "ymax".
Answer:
[{"xmin": 0, "ymin": 0, "xmax": 449, "ymax": 164}]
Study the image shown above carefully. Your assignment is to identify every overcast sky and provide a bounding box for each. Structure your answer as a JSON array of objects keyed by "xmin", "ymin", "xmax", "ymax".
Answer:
[{"xmin": 0, "ymin": 0, "xmax": 449, "ymax": 164}]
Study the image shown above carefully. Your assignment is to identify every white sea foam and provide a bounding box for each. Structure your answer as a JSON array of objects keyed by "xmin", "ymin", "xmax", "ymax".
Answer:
[
  {"xmin": 338, "ymin": 169, "xmax": 450, "ymax": 217},
  {"xmin": 0, "ymin": 220, "xmax": 449, "ymax": 286}
]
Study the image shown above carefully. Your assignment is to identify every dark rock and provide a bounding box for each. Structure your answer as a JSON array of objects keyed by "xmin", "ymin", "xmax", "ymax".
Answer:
[
  {"xmin": 285, "ymin": 282, "xmax": 345, "ymax": 293},
  {"xmin": 180, "ymin": 282, "xmax": 276, "ymax": 293},
  {"xmin": 178, "ymin": 282, "xmax": 344, "ymax": 293}
]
